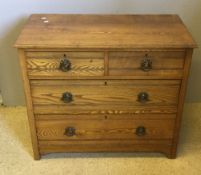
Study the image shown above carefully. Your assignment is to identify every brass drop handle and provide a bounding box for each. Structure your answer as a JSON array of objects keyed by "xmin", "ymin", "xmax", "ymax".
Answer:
[
  {"xmin": 64, "ymin": 127, "xmax": 76, "ymax": 137},
  {"xmin": 141, "ymin": 54, "xmax": 152, "ymax": 71},
  {"xmin": 59, "ymin": 57, "xmax": 71, "ymax": 72},
  {"xmin": 138, "ymin": 92, "xmax": 149, "ymax": 103},
  {"xmin": 135, "ymin": 126, "xmax": 146, "ymax": 136},
  {"xmin": 61, "ymin": 92, "xmax": 73, "ymax": 103}
]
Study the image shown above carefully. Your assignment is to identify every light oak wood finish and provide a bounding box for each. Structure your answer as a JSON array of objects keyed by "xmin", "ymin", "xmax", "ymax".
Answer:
[
  {"xmin": 39, "ymin": 140, "xmax": 172, "ymax": 157},
  {"xmin": 17, "ymin": 49, "xmax": 40, "ymax": 160},
  {"xmin": 33, "ymin": 105, "xmax": 178, "ymax": 115},
  {"xmin": 15, "ymin": 14, "xmax": 196, "ymax": 159},
  {"xmin": 170, "ymin": 49, "xmax": 194, "ymax": 158},
  {"xmin": 26, "ymin": 50, "xmax": 185, "ymax": 78},
  {"xmin": 35, "ymin": 114, "xmax": 176, "ymax": 120},
  {"xmin": 36, "ymin": 118, "xmax": 175, "ymax": 140},
  {"xmin": 14, "ymin": 14, "xmax": 196, "ymax": 49},
  {"xmin": 26, "ymin": 51, "xmax": 104, "ymax": 77},
  {"xmin": 109, "ymin": 51, "xmax": 185, "ymax": 77},
  {"xmin": 31, "ymin": 80, "xmax": 180, "ymax": 114}
]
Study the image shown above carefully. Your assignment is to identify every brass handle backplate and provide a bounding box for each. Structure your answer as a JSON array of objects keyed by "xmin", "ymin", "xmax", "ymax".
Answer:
[
  {"xmin": 138, "ymin": 92, "xmax": 149, "ymax": 103},
  {"xmin": 59, "ymin": 56, "xmax": 71, "ymax": 72},
  {"xmin": 61, "ymin": 92, "xmax": 73, "ymax": 103},
  {"xmin": 64, "ymin": 127, "xmax": 76, "ymax": 137},
  {"xmin": 141, "ymin": 54, "xmax": 152, "ymax": 71},
  {"xmin": 135, "ymin": 126, "xmax": 146, "ymax": 136}
]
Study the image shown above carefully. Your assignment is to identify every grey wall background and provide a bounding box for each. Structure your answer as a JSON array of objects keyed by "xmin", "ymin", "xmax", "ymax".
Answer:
[{"xmin": 0, "ymin": 0, "xmax": 201, "ymax": 106}]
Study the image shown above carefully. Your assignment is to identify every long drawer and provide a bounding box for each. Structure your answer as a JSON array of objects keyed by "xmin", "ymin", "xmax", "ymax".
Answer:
[
  {"xmin": 36, "ymin": 117, "xmax": 175, "ymax": 140},
  {"xmin": 39, "ymin": 140, "xmax": 173, "ymax": 154},
  {"xmin": 30, "ymin": 80, "xmax": 180, "ymax": 114}
]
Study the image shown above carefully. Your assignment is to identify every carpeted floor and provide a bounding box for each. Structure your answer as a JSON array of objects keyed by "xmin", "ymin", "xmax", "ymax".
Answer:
[{"xmin": 0, "ymin": 104, "xmax": 201, "ymax": 175}]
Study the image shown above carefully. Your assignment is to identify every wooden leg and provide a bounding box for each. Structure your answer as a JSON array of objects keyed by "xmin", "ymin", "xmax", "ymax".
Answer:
[
  {"xmin": 162, "ymin": 148, "xmax": 177, "ymax": 159},
  {"xmin": 33, "ymin": 151, "xmax": 41, "ymax": 160},
  {"xmin": 165, "ymin": 149, "xmax": 177, "ymax": 159},
  {"xmin": 166, "ymin": 153, "xmax": 177, "ymax": 159}
]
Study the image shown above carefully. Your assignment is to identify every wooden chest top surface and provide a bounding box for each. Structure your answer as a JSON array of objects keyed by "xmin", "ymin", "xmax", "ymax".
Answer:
[{"xmin": 15, "ymin": 14, "xmax": 196, "ymax": 49}]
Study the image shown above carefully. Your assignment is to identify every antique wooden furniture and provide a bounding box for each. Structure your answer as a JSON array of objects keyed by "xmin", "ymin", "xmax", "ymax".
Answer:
[{"xmin": 15, "ymin": 14, "xmax": 196, "ymax": 160}]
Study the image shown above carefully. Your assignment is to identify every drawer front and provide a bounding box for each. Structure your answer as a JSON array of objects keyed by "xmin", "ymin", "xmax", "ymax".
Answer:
[
  {"xmin": 39, "ymin": 140, "xmax": 172, "ymax": 154},
  {"xmin": 36, "ymin": 118, "xmax": 175, "ymax": 140},
  {"xmin": 31, "ymin": 80, "xmax": 180, "ymax": 114},
  {"xmin": 109, "ymin": 51, "xmax": 185, "ymax": 77},
  {"xmin": 26, "ymin": 51, "xmax": 104, "ymax": 77}
]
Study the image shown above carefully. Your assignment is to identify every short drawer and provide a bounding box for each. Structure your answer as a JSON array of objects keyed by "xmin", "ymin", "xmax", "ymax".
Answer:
[
  {"xmin": 36, "ymin": 118, "xmax": 175, "ymax": 140},
  {"xmin": 31, "ymin": 80, "xmax": 180, "ymax": 114},
  {"xmin": 26, "ymin": 51, "xmax": 104, "ymax": 77},
  {"xmin": 109, "ymin": 51, "xmax": 185, "ymax": 78}
]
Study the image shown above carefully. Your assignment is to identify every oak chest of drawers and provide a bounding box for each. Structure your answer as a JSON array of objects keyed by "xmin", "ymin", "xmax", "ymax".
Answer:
[{"xmin": 15, "ymin": 14, "xmax": 196, "ymax": 160}]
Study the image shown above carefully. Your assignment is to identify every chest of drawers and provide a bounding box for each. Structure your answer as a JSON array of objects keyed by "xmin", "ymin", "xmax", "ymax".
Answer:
[{"xmin": 15, "ymin": 14, "xmax": 196, "ymax": 160}]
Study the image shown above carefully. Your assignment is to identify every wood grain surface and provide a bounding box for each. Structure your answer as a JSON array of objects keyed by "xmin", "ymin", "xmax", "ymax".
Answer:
[
  {"xmin": 14, "ymin": 14, "xmax": 196, "ymax": 49},
  {"xmin": 33, "ymin": 105, "xmax": 178, "ymax": 115},
  {"xmin": 39, "ymin": 140, "xmax": 172, "ymax": 157},
  {"xmin": 170, "ymin": 49, "xmax": 194, "ymax": 158},
  {"xmin": 18, "ymin": 49, "xmax": 40, "ymax": 159},
  {"xmin": 35, "ymin": 114, "xmax": 176, "ymax": 120},
  {"xmin": 15, "ymin": 14, "xmax": 196, "ymax": 159},
  {"xmin": 31, "ymin": 80, "xmax": 180, "ymax": 114},
  {"xmin": 26, "ymin": 51, "xmax": 104, "ymax": 77},
  {"xmin": 109, "ymin": 51, "xmax": 185, "ymax": 77},
  {"xmin": 36, "ymin": 118, "xmax": 175, "ymax": 140}
]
